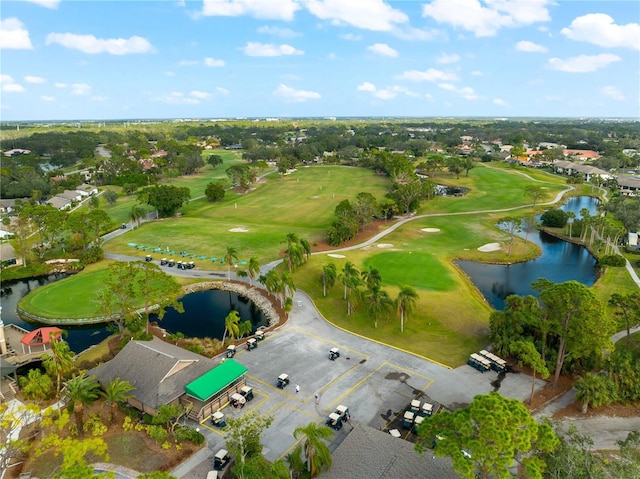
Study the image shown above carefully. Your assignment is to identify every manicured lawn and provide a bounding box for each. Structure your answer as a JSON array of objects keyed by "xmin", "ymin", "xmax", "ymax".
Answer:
[{"xmin": 363, "ymin": 251, "xmax": 456, "ymax": 291}]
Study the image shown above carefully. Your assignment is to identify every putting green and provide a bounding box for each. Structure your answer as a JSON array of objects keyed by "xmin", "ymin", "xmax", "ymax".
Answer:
[{"xmin": 363, "ymin": 251, "xmax": 456, "ymax": 291}]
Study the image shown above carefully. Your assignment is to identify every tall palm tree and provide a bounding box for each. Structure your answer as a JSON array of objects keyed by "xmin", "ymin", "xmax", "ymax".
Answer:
[
  {"xmin": 63, "ymin": 374, "xmax": 102, "ymax": 437},
  {"xmin": 366, "ymin": 285, "xmax": 393, "ymax": 328},
  {"xmin": 280, "ymin": 270, "xmax": 296, "ymax": 304},
  {"xmin": 339, "ymin": 261, "xmax": 359, "ymax": 300},
  {"xmin": 263, "ymin": 269, "xmax": 281, "ymax": 298},
  {"xmin": 293, "ymin": 422, "xmax": 334, "ymax": 478},
  {"xmin": 129, "ymin": 204, "xmax": 146, "ymax": 228},
  {"xmin": 566, "ymin": 211, "xmax": 576, "ymax": 238},
  {"xmin": 361, "ymin": 266, "xmax": 382, "ymax": 290},
  {"xmin": 223, "ymin": 310, "xmax": 241, "ymax": 343},
  {"xmin": 345, "ymin": 274, "xmax": 363, "ymax": 316},
  {"xmin": 247, "ymin": 257, "xmax": 261, "ymax": 286},
  {"xmin": 104, "ymin": 378, "xmax": 135, "ymax": 424},
  {"xmin": 396, "ymin": 285, "xmax": 418, "ymax": 333},
  {"xmin": 300, "ymin": 238, "xmax": 312, "ymax": 262},
  {"xmin": 42, "ymin": 334, "xmax": 76, "ymax": 398},
  {"xmin": 319, "ymin": 263, "xmax": 337, "ymax": 297},
  {"xmin": 225, "ymin": 246, "xmax": 239, "ymax": 280}
]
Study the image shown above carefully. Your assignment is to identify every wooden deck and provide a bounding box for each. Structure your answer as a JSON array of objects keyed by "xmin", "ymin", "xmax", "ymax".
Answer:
[{"xmin": 1, "ymin": 323, "xmax": 54, "ymax": 365}]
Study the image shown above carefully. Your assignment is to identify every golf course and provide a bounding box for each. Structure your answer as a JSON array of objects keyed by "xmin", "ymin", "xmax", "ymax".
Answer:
[{"xmin": 20, "ymin": 160, "xmax": 629, "ymax": 367}]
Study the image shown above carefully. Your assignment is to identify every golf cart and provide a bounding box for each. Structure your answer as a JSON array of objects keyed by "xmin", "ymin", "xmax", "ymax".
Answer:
[
  {"xmin": 160, "ymin": 258, "xmax": 168, "ymax": 265},
  {"xmin": 240, "ymin": 385, "xmax": 254, "ymax": 401},
  {"xmin": 226, "ymin": 345, "xmax": 236, "ymax": 358},
  {"xmin": 335, "ymin": 405, "xmax": 349, "ymax": 422},
  {"xmin": 326, "ymin": 412, "xmax": 343, "ymax": 430},
  {"xmin": 167, "ymin": 259, "xmax": 175, "ymax": 267},
  {"xmin": 230, "ymin": 392, "xmax": 246, "ymax": 408},
  {"xmin": 211, "ymin": 411, "xmax": 226, "ymax": 428},
  {"xmin": 276, "ymin": 373, "xmax": 290, "ymax": 389},
  {"xmin": 246, "ymin": 338, "xmax": 257, "ymax": 350},
  {"xmin": 402, "ymin": 411, "xmax": 415, "ymax": 429},
  {"xmin": 328, "ymin": 347, "xmax": 340, "ymax": 360},
  {"xmin": 421, "ymin": 402, "xmax": 434, "ymax": 417},
  {"xmin": 413, "ymin": 414, "xmax": 425, "ymax": 433},
  {"xmin": 145, "ymin": 254, "xmax": 152, "ymax": 262},
  {"xmin": 213, "ymin": 448, "xmax": 231, "ymax": 470},
  {"xmin": 255, "ymin": 329, "xmax": 265, "ymax": 341},
  {"xmin": 410, "ymin": 399, "xmax": 421, "ymax": 414}
]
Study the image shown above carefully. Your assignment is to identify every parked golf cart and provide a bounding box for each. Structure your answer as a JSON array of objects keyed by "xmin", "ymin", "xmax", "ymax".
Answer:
[
  {"xmin": 167, "ymin": 259, "xmax": 175, "ymax": 267},
  {"xmin": 335, "ymin": 405, "xmax": 349, "ymax": 422},
  {"xmin": 213, "ymin": 448, "xmax": 231, "ymax": 470},
  {"xmin": 276, "ymin": 373, "xmax": 290, "ymax": 389},
  {"xmin": 413, "ymin": 415, "xmax": 425, "ymax": 433},
  {"xmin": 160, "ymin": 258, "xmax": 168, "ymax": 265},
  {"xmin": 255, "ymin": 329, "xmax": 265, "ymax": 341},
  {"xmin": 410, "ymin": 399, "xmax": 420, "ymax": 414},
  {"xmin": 246, "ymin": 338, "xmax": 257, "ymax": 350},
  {"xmin": 230, "ymin": 392, "xmax": 246, "ymax": 408},
  {"xmin": 326, "ymin": 412, "xmax": 343, "ymax": 430},
  {"xmin": 211, "ymin": 411, "xmax": 226, "ymax": 428},
  {"xmin": 240, "ymin": 385, "xmax": 254, "ymax": 401},
  {"xmin": 402, "ymin": 411, "xmax": 415, "ymax": 429},
  {"xmin": 145, "ymin": 254, "xmax": 152, "ymax": 262},
  {"xmin": 421, "ymin": 402, "xmax": 434, "ymax": 417},
  {"xmin": 226, "ymin": 345, "xmax": 236, "ymax": 358},
  {"xmin": 328, "ymin": 347, "xmax": 340, "ymax": 360}
]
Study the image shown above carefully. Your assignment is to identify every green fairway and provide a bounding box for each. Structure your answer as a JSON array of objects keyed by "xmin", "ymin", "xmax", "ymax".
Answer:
[{"xmin": 363, "ymin": 251, "xmax": 456, "ymax": 291}]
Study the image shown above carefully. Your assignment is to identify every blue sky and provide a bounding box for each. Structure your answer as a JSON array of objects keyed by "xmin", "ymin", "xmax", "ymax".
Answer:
[{"xmin": 1, "ymin": 0, "xmax": 639, "ymax": 121}]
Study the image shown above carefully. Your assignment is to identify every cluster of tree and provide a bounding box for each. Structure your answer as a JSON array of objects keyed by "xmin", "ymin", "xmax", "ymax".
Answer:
[
  {"xmin": 282, "ymin": 233, "xmax": 311, "ymax": 271},
  {"xmin": 258, "ymin": 268, "xmax": 296, "ymax": 314},
  {"xmin": 490, "ymin": 280, "xmax": 616, "ymax": 391},
  {"xmin": 224, "ymin": 410, "xmax": 334, "ymax": 479},
  {"xmin": 136, "ymin": 184, "xmax": 190, "ymax": 217},
  {"xmin": 320, "ymin": 261, "xmax": 418, "ymax": 331}
]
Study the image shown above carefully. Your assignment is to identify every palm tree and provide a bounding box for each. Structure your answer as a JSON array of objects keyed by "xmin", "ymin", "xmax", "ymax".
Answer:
[
  {"xmin": 566, "ymin": 211, "xmax": 576, "ymax": 238},
  {"xmin": 225, "ymin": 246, "xmax": 239, "ymax": 280},
  {"xmin": 575, "ymin": 373, "xmax": 613, "ymax": 414},
  {"xmin": 42, "ymin": 334, "xmax": 76, "ymax": 398},
  {"xmin": 293, "ymin": 422, "xmax": 334, "ymax": 477},
  {"xmin": 339, "ymin": 261, "xmax": 359, "ymax": 300},
  {"xmin": 300, "ymin": 238, "xmax": 312, "ymax": 262},
  {"xmin": 19, "ymin": 368, "xmax": 54, "ymax": 402},
  {"xmin": 129, "ymin": 204, "xmax": 146, "ymax": 228},
  {"xmin": 345, "ymin": 274, "xmax": 363, "ymax": 316},
  {"xmin": 247, "ymin": 257, "xmax": 260, "ymax": 286},
  {"xmin": 223, "ymin": 310, "xmax": 241, "ymax": 343},
  {"xmin": 396, "ymin": 285, "xmax": 418, "ymax": 333},
  {"xmin": 319, "ymin": 263, "xmax": 337, "ymax": 297},
  {"xmin": 104, "ymin": 378, "xmax": 135, "ymax": 424},
  {"xmin": 263, "ymin": 269, "xmax": 281, "ymax": 299},
  {"xmin": 284, "ymin": 242, "xmax": 304, "ymax": 271},
  {"xmin": 361, "ymin": 266, "xmax": 382, "ymax": 290},
  {"xmin": 366, "ymin": 285, "xmax": 393, "ymax": 328},
  {"xmin": 280, "ymin": 270, "xmax": 296, "ymax": 303},
  {"xmin": 63, "ymin": 374, "xmax": 102, "ymax": 437}
]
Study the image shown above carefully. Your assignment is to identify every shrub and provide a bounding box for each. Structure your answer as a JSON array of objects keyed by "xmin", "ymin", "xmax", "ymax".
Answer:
[
  {"xmin": 122, "ymin": 416, "xmax": 134, "ymax": 431},
  {"xmin": 84, "ymin": 413, "xmax": 107, "ymax": 436},
  {"xmin": 540, "ymin": 208, "xmax": 568, "ymax": 228},
  {"xmin": 80, "ymin": 246, "xmax": 104, "ymax": 264},
  {"xmin": 146, "ymin": 424, "xmax": 169, "ymax": 444},
  {"xmin": 599, "ymin": 255, "xmax": 626, "ymax": 267}
]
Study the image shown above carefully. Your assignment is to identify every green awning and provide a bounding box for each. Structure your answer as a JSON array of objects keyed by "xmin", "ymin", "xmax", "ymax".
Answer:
[{"xmin": 184, "ymin": 359, "xmax": 248, "ymax": 402}]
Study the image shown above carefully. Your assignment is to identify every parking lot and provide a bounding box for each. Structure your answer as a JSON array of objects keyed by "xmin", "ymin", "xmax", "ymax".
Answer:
[{"xmin": 179, "ymin": 292, "xmax": 544, "ymax": 477}]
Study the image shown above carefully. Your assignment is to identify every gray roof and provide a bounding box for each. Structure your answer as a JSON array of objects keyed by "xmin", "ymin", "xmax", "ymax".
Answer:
[
  {"xmin": 319, "ymin": 423, "xmax": 460, "ymax": 479},
  {"xmin": 0, "ymin": 243, "xmax": 17, "ymax": 261},
  {"xmin": 46, "ymin": 196, "xmax": 71, "ymax": 209},
  {"xmin": 617, "ymin": 176, "xmax": 640, "ymax": 188},
  {"xmin": 90, "ymin": 337, "xmax": 218, "ymax": 409}
]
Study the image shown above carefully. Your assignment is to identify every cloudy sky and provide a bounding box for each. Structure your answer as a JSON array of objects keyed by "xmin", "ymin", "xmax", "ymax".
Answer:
[{"xmin": 1, "ymin": 0, "xmax": 638, "ymax": 121}]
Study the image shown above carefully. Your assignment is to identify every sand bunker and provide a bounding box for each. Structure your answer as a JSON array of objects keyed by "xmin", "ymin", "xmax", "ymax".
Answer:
[
  {"xmin": 228, "ymin": 227, "xmax": 249, "ymax": 233},
  {"xmin": 327, "ymin": 253, "xmax": 346, "ymax": 258},
  {"xmin": 478, "ymin": 243, "xmax": 501, "ymax": 252},
  {"xmin": 420, "ymin": 228, "xmax": 441, "ymax": 233},
  {"xmin": 377, "ymin": 243, "xmax": 394, "ymax": 248}
]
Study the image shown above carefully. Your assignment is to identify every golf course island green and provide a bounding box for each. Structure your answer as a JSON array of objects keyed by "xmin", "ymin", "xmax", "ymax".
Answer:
[{"xmin": 18, "ymin": 162, "xmax": 607, "ymax": 367}]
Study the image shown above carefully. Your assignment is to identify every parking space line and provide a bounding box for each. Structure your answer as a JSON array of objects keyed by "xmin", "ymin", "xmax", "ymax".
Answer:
[
  {"xmin": 289, "ymin": 326, "xmax": 371, "ymax": 360},
  {"xmin": 325, "ymin": 362, "xmax": 387, "ymax": 411},
  {"xmin": 248, "ymin": 374, "xmax": 301, "ymax": 401}
]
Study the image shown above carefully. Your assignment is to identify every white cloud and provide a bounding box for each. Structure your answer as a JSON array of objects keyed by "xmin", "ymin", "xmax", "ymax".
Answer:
[
  {"xmin": 257, "ymin": 25, "xmax": 300, "ymax": 38},
  {"xmin": 493, "ymin": 98, "xmax": 508, "ymax": 106},
  {"xmin": 396, "ymin": 68, "xmax": 458, "ymax": 83},
  {"xmin": 241, "ymin": 42, "xmax": 303, "ymax": 56},
  {"xmin": 202, "ymin": 0, "xmax": 300, "ymax": 21},
  {"xmin": 153, "ymin": 92, "xmax": 201, "ymax": 105},
  {"xmin": 561, "ymin": 14, "xmax": 640, "ymax": 50},
  {"xmin": 0, "ymin": 18, "xmax": 33, "ymax": 50},
  {"xmin": 216, "ymin": 87, "xmax": 230, "ymax": 95},
  {"xmin": 547, "ymin": 53, "xmax": 621, "ymax": 73},
  {"xmin": 0, "ymin": 74, "xmax": 25, "ymax": 93},
  {"xmin": 41, "ymin": 95, "xmax": 55, "ymax": 102},
  {"xmin": 45, "ymin": 33, "xmax": 153, "ymax": 55},
  {"xmin": 71, "ymin": 83, "xmax": 91, "ymax": 95},
  {"xmin": 204, "ymin": 57, "xmax": 225, "ymax": 67},
  {"xmin": 357, "ymin": 82, "xmax": 376, "ymax": 92},
  {"xmin": 515, "ymin": 40, "xmax": 547, "ymax": 53},
  {"xmin": 367, "ymin": 43, "xmax": 398, "ymax": 58},
  {"xmin": 392, "ymin": 25, "xmax": 443, "ymax": 41},
  {"xmin": 306, "ymin": 0, "xmax": 408, "ymax": 32},
  {"xmin": 189, "ymin": 90, "xmax": 211, "ymax": 99},
  {"xmin": 340, "ymin": 33, "xmax": 362, "ymax": 41},
  {"xmin": 438, "ymin": 82, "xmax": 479, "ymax": 100},
  {"xmin": 374, "ymin": 89, "xmax": 397, "ymax": 100},
  {"xmin": 601, "ymin": 86, "xmax": 625, "ymax": 101},
  {"xmin": 25, "ymin": 75, "xmax": 46, "ymax": 84},
  {"xmin": 272, "ymin": 84, "xmax": 320, "ymax": 102},
  {"xmin": 24, "ymin": 0, "xmax": 60, "ymax": 8},
  {"xmin": 436, "ymin": 53, "xmax": 460, "ymax": 64},
  {"xmin": 422, "ymin": 0, "xmax": 551, "ymax": 37}
]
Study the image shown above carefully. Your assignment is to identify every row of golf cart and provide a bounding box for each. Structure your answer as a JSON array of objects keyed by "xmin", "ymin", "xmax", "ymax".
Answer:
[
  {"xmin": 210, "ymin": 386, "xmax": 255, "ymax": 427},
  {"xmin": 325, "ymin": 405, "xmax": 350, "ymax": 430},
  {"xmin": 402, "ymin": 399, "xmax": 434, "ymax": 432},
  {"xmin": 157, "ymin": 257, "xmax": 195, "ymax": 269}
]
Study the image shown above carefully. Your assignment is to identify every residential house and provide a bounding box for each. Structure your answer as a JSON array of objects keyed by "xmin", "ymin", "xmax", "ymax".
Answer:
[
  {"xmin": 75, "ymin": 183, "xmax": 98, "ymax": 197},
  {"xmin": 45, "ymin": 196, "xmax": 72, "ymax": 210},
  {"xmin": 0, "ymin": 199, "xmax": 16, "ymax": 214},
  {"xmin": 58, "ymin": 190, "xmax": 82, "ymax": 202},
  {"xmin": 552, "ymin": 160, "xmax": 612, "ymax": 182},
  {"xmin": 2, "ymin": 149, "xmax": 31, "ymax": 157},
  {"xmin": 0, "ymin": 243, "xmax": 21, "ymax": 267},
  {"xmin": 618, "ymin": 176, "xmax": 640, "ymax": 197},
  {"xmin": 563, "ymin": 149, "xmax": 601, "ymax": 161},
  {"xmin": 628, "ymin": 232, "xmax": 638, "ymax": 251},
  {"xmin": 0, "ymin": 229, "xmax": 13, "ymax": 240}
]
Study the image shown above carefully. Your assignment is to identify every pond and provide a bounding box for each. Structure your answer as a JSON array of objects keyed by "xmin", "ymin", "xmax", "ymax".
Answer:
[
  {"xmin": 2, "ymin": 275, "xmax": 267, "ymax": 353},
  {"xmin": 456, "ymin": 196, "xmax": 600, "ymax": 310}
]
